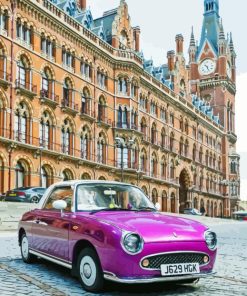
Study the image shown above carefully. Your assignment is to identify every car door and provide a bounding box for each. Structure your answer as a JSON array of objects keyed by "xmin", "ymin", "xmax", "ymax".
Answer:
[{"xmin": 31, "ymin": 186, "xmax": 73, "ymax": 262}]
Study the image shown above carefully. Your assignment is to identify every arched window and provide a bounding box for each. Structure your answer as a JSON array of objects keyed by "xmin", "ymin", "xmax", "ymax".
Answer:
[
  {"xmin": 81, "ymin": 173, "xmax": 91, "ymax": 180},
  {"xmin": 41, "ymin": 67, "xmax": 54, "ymax": 100},
  {"xmin": 151, "ymin": 122, "xmax": 157, "ymax": 145},
  {"xmin": 61, "ymin": 119, "xmax": 74, "ymax": 155},
  {"xmin": 80, "ymin": 126, "xmax": 91, "ymax": 160},
  {"xmin": 170, "ymin": 132, "xmax": 174, "ymax": 151},
  {"xmin": 15, "ymin": 162, "xmax": 24, "ymax": 187},
  {"xmin": 179, "ymin": 137, "xmax": 184, "ymax": 155},
  {"xmin": 81, "ymin": 87, "xmax": 91, "ymax": 116},
  {"xmin": 0, "ymin": 43, "xmax": 7, "ymax": 80},
  {"xmin": 98, "ymin": 96, "xmax": 107, "ymax": 122},
  {"xmin": 151, "ymin": 188, "xmax": 158, "ymax": 205},
  {"xmin": 97, "ymin": 133, "xmax": 106, "ymax": 164},
  {"xmin": 14, "ymin": 102, "xmax": 30, "ymax": 143},
  {"xmin": 62, "ymin": 169, "xmax": 73, "ymax": 181},
  {"xmin": 41, "ymin": 167, "xmax": 48, "ymax": 188},
  {"xmin": 140, "ymin": 117, "xmax": 147, "ymax": 137},
  {"xmin": 161, "ymin": 157, "xmax": 167, "ymax": 179},
  {"xmin": 193, "ymin": 144, "xmax": 196, "ymax": 161},
  {"xmin": 17, "ymin": 55, "xmax": 31, "ymax": 90},
  {"xmin": 170, "ymin": 159, "xmax": 175, "ymax": 179},
  {"xmin": 63, "ymin": 78, "xmax": 74, "ymax": 109},
  {"xmin": 140, "ymin": 149, "xmax": 147, "ymax": 172},
  {"xmin": 40, "ymin": 111, "xmax": 53, "ymax": 149},
  {"xmin": 151, "ymin": 153, "xmax": 158, "ymax": 177},
  {"xmin": 118, "ymin": 77, "xmax": 128, "ymax": 95},
  {"xmin": 161, "ymin": 128, "xmax": 167, "ymax": 148},
  {"xmin": 0, "ymin": 10, "xmax": 9, "ymax": 34}
]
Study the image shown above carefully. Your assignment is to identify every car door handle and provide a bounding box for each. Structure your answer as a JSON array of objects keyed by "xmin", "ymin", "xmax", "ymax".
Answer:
[{"xmin": 35, "ymin": 219, "xmax": 40, "ymax": 224}]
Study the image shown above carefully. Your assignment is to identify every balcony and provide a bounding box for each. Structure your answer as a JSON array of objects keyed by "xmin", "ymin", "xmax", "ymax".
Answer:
[
  {"xmin": 80, "ymin": 106, "xmax": 95, "ymax": 122},
  {"xmin": 41, "ymin": 51, "xmax": 55, "ymax": 62},
  {"xmin": 61, "ymin": 99, "xmax": 79, "ymax": 116},
  {"xmin": 97, "ymin": 115, "xmax": 111, "ymax": 128},
  {"xmin": 0, "ymin": 69, "xmax": 10, "ymax": 88},
  {"xmin": 15, "ymin": 79, "xmax": 37, "ymax": 99},
  {"xmin": 113, "ymin": 122, "xmax": 142, "ymax": 135},
  {"xmin": 39, "ymin": 90, "xmax": 59, "ymax": 108},
  {"xmin": 16, "ymin": 37, "xmax": 33, "ymax": 51}
]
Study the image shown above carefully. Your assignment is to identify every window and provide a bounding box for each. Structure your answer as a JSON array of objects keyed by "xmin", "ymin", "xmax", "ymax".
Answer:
[
  {"xmin": 118, "ymin": 78, "xmax": 128, "ymax": 95},
  {"xmin": 41, "ymin": 34, "xmax": 56, "ymax": 61},
  {"xmin": 0, "ymin": 43, "xmax": 7, "ymax": 80},
  {"xmin": 150, "ymin": 102, "xmax": 156, "ymax": 115},
  {"xmin": 61, "ymin": 119, "xmax": 73, "ymax": 155},
  {"xmin": 97, "ymin": 133, "xmax": 106, "ymax": 164},
  {"xmin": 14, "ymin": 102, "xmax": 29, "ymax": 143},
  {"xmin": 98, "ymin": 96, "xmax": 107, "ymax": 122},
  {"xmin": 97, "ymin": 71, "xmax": 107, "ymax": 89},
  {"xmin": 80, "ymin": 59, "xmax": 92, "ymax": 80},
  {"xmin": 62, "ymin": 46, "xmax": 75, "ymax": 70},
  {"xmin": 16, "ymin": 19, "xmax": 33, "ymax": 47},
  {"xmin": 0, "ymin": 10, "xmax": 9, "ymax": 34},
  {"xmin": 151, "ymin": 123, "xmax": 157, "ymax": 145},
  {"xmin": 17, "ymin": 56, "xmax": 32, "ymax": 91},
  {"xmin": 160, "ymin": 108, "xmax": 167, "ymax": 122},
  {"xmin": 63, "ymin": 78, "xmax": 74, "ymax": 109},
  {"xmin": 43, "ymin": 187, "xmax": 73, "ymax": 212},
  {"xmin": 169, "ymin": 113, "xmax": 174, "ymax": 126},
  {"xmin": 15, "ymin": 162, "xmax": 25, "ymax": 188},
  {"xmin": 41, "ymin": 68, "xmax": 54, "ymax": 100},
  {"xmin": 40, "ymin": 112, "xmax": 52, "ymax": 149},
  {"xmin": 81, "ymin": 88, "xmax": 91, "ymax": 116}
]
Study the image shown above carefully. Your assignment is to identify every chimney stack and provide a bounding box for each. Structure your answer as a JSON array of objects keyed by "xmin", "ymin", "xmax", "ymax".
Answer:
[
  {"xmin": 133, "ymin": 26, "xmax": 141, "ymax": 52},
  {"xmin": 175, "ymin": 34, "xmax": 184, "ymax": 54},
  {"xmin": 167, "ymin": 50, "xmax": 175, "ymax": 72},
  {"xmin": 78, "ymin": 0, "xmax": 86, "ymax": 10}
]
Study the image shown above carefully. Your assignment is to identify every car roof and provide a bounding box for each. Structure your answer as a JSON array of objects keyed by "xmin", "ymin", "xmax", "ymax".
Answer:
[{"xmin": 52, "ymin": 180, "xmax": 132, "ymax": 187}]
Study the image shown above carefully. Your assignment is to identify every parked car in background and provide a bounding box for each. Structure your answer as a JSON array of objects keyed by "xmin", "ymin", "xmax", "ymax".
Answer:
[
  {"xmin": 18, "ymin": 181, "xmax": 217, "ymax": 292},
  {"xmin": 183, "ymin": 208, "xmax": 202, "ymax": 216},
  {"xmin": 0, "ymin": 193, "xmax": 6, "ymax": 201},
  {"xmin": 5, "ymin": 187, "xmax": 46, "ymax": 203}
]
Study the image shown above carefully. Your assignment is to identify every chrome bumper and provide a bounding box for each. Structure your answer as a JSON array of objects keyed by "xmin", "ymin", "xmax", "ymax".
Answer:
[{"xmin": 104, "ymin": 271, "xmax": 216, "ymax": 284}]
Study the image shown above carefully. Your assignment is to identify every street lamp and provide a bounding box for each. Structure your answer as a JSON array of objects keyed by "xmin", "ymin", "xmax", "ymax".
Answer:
[{"xmin": 115, "ymin": 137, "xmax": 134, "ymax": 182}]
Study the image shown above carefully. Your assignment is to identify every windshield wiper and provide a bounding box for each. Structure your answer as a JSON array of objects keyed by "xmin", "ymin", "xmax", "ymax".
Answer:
[
  {"xmin": 90, "ymin": 208, "xmax": 131, "ymax": 215},
  {"xmin": 135, "ymin": 207, "xmax": 157, "ymax": 212}
]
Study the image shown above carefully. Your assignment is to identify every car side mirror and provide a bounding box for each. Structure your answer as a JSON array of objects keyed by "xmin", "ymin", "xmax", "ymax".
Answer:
[
  {"xmin": 52, "ymin": 200, "xmax": 67, "ymax": 214},
  {"xmin": 155, "ymin": 202, "xmax": 161, "ymax": 211}
]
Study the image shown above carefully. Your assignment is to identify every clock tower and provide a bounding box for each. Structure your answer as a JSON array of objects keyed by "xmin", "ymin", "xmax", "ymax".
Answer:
[{"xmin": 189, "ymin": 0, "xmax": 240, "ymax": 215}]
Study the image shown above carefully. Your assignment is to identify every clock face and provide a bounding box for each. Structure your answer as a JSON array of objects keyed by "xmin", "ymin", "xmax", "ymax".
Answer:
[
  {"xmin": 227, "ymin": 62, "xmax": 232, "ymax": 78},
  {"xmin": 199, "ymin": 59, "xmax": 216, "ymax": 76}
]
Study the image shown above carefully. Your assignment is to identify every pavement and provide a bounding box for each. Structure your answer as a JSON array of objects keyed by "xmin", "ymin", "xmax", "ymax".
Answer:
[{"xmin": 0, "ymin": 215, "xmax": 247, "ymax": 295}]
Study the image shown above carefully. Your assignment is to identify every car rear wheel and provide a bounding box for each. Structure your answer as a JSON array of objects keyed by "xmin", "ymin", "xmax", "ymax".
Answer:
[
  {"xmin": 20, "ymin": 233, "xmax": 35, "ymax": 263},
  {"xmin": 30, "ymin": 196, "xmax": 39, "ymax": 203},
  {"xmin": 77, "ymin": 248, "xmax": 104, "ymax": 292}
]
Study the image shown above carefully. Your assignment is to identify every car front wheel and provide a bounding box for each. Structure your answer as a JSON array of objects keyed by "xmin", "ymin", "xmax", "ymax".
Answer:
[
  {"xmin": 77, "ymin": 248, "xmax": 104, "ymax": 292},
  {"xmin": 20, "ymin": 233, "xmax": 35, "ymax": 263}
]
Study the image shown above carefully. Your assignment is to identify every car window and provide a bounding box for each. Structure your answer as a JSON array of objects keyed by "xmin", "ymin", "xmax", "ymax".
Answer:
[{"xmin": 43, "ymin": 187, "xmax": 73, "ymax": 212}]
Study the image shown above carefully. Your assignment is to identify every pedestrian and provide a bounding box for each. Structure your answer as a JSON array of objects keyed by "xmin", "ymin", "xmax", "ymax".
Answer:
[{"xmin": 200, "ymin": 205, "xmax": 206, "ymax": 216}]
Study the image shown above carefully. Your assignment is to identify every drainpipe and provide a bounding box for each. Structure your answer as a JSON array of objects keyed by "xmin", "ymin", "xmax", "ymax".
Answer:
[{"xmin": 8, "ymin": 0, "xmax": 15, "ymax": 190}]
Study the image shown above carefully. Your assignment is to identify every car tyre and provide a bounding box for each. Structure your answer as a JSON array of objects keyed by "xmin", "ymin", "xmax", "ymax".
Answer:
[
  {"xmin": 20, "ymin": 233, "xmax": 36, "ymax": 263},
  {"xmin": 30, "ymin": 196, "xmax": 39, "ymax": 203},
  {"xmin": 77, "ymin": 247, "xmax": 104, "ymax": 292}
]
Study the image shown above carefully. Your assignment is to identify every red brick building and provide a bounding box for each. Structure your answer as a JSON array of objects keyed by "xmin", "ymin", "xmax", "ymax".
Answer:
[{"xmin": 0, "ymin": 0, "xmax": 240, "ymax": 216}]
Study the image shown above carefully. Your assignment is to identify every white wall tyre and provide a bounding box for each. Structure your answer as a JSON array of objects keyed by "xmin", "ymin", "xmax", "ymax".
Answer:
[
  {"xmin": 20, "ymin": 233, "xmax": 35, "ymax": 263},
  {"xmin": 77, "ymin": 248, "xmax": 104, "ymax": 292}
]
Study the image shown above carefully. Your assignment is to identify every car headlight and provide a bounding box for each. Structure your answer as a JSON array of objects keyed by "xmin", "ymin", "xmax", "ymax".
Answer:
[
  {"xmin": 204, "ymin": 230, "xmax": 217, "ymax": 250},
  {"xmin": 121, "ymin": 232, "xmax": 144, "ymax": 255}
]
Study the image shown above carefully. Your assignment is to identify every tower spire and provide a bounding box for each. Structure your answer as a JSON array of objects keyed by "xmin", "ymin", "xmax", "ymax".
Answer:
[{"xmin": 190, "ymin": 26, "xmax": 196, "ymax": 47}]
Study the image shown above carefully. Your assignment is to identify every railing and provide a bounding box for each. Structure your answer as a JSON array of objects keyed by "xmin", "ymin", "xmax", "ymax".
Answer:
[
  {"xmin": 15, "ymin": 79, "xmax": 37, "ymax": 94},
  {"xmin": 40, "ymin": 89, "xmax": 59, "ymax": 103},
  {"xmin": 61, "ymin": 98, "xmax": 79, "ymax": 112}
]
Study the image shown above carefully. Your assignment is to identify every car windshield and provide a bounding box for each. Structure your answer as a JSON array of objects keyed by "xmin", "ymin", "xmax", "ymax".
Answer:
[{"xmin": 76, "ymin": 184, "xmax": 155, "ymax": 212}]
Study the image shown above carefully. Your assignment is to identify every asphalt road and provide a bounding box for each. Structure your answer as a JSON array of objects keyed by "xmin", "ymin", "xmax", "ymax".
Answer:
[{"xmin": 0, "ymin": 222, "xmax": 246, "ymax": 296}]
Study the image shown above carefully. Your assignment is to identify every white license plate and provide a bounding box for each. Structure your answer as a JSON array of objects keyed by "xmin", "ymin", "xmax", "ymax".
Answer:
[{"xmin": 161, "ymin": 263, "xmax": 200, "ymax": 276}]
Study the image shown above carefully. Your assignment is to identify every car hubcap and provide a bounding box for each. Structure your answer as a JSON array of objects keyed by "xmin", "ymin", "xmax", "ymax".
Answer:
[
  {"xmin": 22, "ymin": 236, "xmax": 29, "ymax": 259},
  {"xmin": 80, "ymin": 256, "xmax": 96, "ymax": 287}
]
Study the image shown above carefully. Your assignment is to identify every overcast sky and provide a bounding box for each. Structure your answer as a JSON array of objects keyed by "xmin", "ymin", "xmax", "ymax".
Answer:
[{"xmin": 88, "ymin": 0, "xmax": 247, "ymax": 200}]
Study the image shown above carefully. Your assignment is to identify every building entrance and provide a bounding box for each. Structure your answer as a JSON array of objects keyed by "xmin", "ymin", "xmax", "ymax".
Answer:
[{"xmin": 179, "ymin": 169, "xmax": 190, "ymax": 213}]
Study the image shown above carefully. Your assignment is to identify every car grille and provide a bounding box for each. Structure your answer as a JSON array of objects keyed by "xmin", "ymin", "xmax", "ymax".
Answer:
[{"xmin": 142, "ymin": 252, "xmax": 208, "ymax": 269}]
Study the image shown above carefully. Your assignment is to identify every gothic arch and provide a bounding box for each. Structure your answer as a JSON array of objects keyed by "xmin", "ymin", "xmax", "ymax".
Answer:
[{"xmin": 179, "ymin": 168, "xmax": 191, "ymax": 213}]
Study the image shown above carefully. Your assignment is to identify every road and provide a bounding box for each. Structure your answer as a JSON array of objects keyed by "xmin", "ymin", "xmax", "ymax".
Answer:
[{"xmin": 0, "ymin": 222, "xmax": 246, "ymax": 296}]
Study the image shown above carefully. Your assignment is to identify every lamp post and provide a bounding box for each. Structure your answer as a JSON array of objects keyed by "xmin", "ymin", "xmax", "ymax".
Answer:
[{"xmin": 115, "ymin": 137, "xmax": 134, "ymax": 182}]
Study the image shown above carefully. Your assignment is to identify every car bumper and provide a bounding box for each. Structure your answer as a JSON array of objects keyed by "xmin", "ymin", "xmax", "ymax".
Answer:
[{"xmin": 104, "ymin": 270, "xmax": 216, "ymax": 284}]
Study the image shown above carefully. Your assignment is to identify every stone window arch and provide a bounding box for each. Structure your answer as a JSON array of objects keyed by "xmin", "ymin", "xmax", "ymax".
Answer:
[
  {"xmin": 0, "ymin": 42, "xmax": 7, "ymax": 80},
  {"xmin": 161, "ymin": 128, "xmax": 167, "ymax": 148},
  {"xmin": 140, "ymin": 148, "xmax": 147, "ymax": 172},
  {"xmin": 151, "ymin": 152, "xmax": 158, "ymax": 177},
  {"xmin": 63, "ymin": 77, "xmax": 74, "ymax": 109},
  {"xmin": 97, "ymin": 132, "xmax": 107, "ymax": 164},
  {"xmin": 80, "ymin": 125, "xmax": 92, "ymax": 160},
  {"xmin": 62, "ymin": 168, "xmax": 74, "ymax": 181},
  {"xmin": 151, "ymin": 188, "xmax": 158, "ymax": 204},
  {"xmin": 17, "ymin": 55, "xmax": 32, "ymax": 91},
  {"xmin": 40, "ymin": 111, "xmax": 53, "ymax": 149},
  {"xmin": 61, "ymin": 118, "xmax": 74, "ymax": 155},
  {"xmin": 81, "ymin": 87, "xmax": 91, "ymax": 115},
  {"xmin": 14, "ymin": 102, "xmax": 31, "ymax": 143},
  {"xmin": 98, "ymin": 95, "xmax": 107, "ymax": 122},
  {"xmin": 151, "ymin": 122, "xmax": 157, "ymax": 145},
  {"xmin": 15, "ymin": 160, "xmax": 30, "ymax": 187},
  {"xmin": 81, "ymin": 173, "xmax": 91, "ymax": 180},
  {"xmin": 41, "ymin": 67, "xmax": 55, "ymax": 100},
  {"xmin": 170, "ymin": 159, "xmax": 175, "ymax": 179},
  {"xmin": 41, "ymin": 164, "xmax": 54, "ymax": 188},
  {"xmin": 140, "ymin": 117, "xmax": 147, "ymax": 137}
]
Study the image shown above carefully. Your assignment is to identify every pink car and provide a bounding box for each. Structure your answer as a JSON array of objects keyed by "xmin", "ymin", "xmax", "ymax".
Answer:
[{"xmin": 18, "ymin": 181, "xmax": 217, "ymax": 292}]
